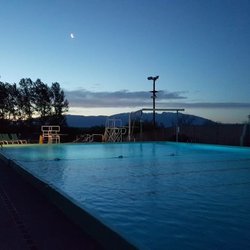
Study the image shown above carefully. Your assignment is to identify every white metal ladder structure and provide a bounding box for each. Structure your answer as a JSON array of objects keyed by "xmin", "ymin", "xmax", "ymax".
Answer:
[
  {"xmin": 103, "ymin": 119, "xmax": 126, "ymax": 142},
  {"xmin": 41, "ymin": 125, "xmax": 60, "ymax": 144}
]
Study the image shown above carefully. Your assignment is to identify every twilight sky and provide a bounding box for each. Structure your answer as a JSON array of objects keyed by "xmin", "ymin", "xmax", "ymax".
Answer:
[{"xmin": 0, "ymin": 0, "xmax": 250, "ymax": 123}]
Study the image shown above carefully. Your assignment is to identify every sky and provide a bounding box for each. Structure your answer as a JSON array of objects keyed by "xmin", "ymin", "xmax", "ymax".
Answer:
[{"xmin": 0, "ymin": 0, "xmax": 250, "ymax": 123}]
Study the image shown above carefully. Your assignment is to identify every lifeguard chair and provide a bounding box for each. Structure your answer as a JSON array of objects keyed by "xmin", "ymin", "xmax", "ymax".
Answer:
[{"xmin": 41, "ymin": 125, "xmax": 60, "ymax": 144}]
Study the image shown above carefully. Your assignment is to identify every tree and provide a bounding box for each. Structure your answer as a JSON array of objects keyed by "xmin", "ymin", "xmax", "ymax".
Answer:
[
  {"xmin": 5, "ymin": 83, "xmax": 20, "ymax": 120},
  {"xmin": 51, "ymin": 82, "xmax": 69, "ymax": 118},
  {"xmin": 18, "ymin": 78, "xmax": 35, "ymax": 120},
  {"xmin": 0, "ymin": 81, "xmax": 8, "ymax": 119},
  {"xmin": 33, "ymin": 79, "xmax": 52, "ymax": 121},
  {"xmin": 0, "ymin": 78, "xmax": 69, "ymax": 125}
]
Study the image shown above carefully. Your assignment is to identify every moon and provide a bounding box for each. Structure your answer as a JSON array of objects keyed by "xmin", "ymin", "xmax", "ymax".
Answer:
[{"xmin": 70, "ymin": 33, "xmax": 75, "ymax": 39}]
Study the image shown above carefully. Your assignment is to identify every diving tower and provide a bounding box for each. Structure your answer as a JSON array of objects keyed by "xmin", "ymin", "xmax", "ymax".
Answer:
[{"xmin": 128, "ymin": 108, "xmax": 185, "ymax": 142}]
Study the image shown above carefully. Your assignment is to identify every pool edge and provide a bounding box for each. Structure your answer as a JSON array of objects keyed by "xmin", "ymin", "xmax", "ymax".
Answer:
[{"xmin": 0, "ymin": 152, "xmax": 137, "ymax": 250}]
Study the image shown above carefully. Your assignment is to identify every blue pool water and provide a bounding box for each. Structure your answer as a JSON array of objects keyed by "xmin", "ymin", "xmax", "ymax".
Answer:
[{"xmin": 2, "ymin": 142, "xmax": 250, "ymax": 249}]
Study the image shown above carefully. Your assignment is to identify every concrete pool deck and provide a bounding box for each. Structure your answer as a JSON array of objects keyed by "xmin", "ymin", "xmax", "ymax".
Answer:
[{"xmin": 0, "ymin": 159, "xmax": 103, "ymax": 250}]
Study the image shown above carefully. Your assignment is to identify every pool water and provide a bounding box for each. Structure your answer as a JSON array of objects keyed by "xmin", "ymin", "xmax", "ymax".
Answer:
[{"xmin": 2, "ymin": 142, "xmax": 250, "ymax": 249}]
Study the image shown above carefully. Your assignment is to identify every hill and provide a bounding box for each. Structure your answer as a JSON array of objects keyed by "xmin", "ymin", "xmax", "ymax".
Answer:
[{"xmin": 65, "ymin": 112, "xmax": 215, "ymax": 128}]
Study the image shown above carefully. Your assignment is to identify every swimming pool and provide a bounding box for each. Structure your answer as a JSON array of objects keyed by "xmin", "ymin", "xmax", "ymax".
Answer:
[{"xmin": 1, "ymin": 142, "xmax": 250, "ymax": 249}]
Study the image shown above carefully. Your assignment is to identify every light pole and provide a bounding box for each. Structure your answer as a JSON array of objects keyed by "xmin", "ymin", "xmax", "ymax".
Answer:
[{"xmin": 147, "ymin": 75, "xmax": 159, "ymax": 128}]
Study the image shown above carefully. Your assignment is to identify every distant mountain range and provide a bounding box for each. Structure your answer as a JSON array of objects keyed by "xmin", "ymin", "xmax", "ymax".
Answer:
[{"xmin": 65, "ymin": 112, "xmax": 216, "ymax": 128}]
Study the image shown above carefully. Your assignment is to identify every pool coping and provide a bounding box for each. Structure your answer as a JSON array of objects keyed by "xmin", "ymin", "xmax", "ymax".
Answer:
[{"xmin": 0, "ymin": 152, "xmax": 137, "ymax": 250}]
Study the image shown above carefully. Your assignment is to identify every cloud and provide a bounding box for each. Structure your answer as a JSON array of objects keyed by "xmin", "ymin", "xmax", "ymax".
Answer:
[
  {"xmin": 168, "ymin": 102, "xmax": 250, "ymax": 109},
  {"xmin": 65, "ymin": 89, "xmax": 250, "ymax": 110},
  {"xmin": 65, "ymin": 89, "xmax": 187, "ymax": 108}
]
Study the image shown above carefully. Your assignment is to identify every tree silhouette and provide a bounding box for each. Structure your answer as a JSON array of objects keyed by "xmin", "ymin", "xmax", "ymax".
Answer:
[
  {"xmin": 5, "ymin": 83, "xmax": 20, "ymax": 120},
  {"xmin": 18, "ymin": 78, "xmax": 35, "ymax": 120},
  {"xmin": 51, "ymin": 82, "xmax": 69, "ymax": 124},
  {"xmin": 33, "ymin": 79, "xmax": 52, "ymax": 121},
  {"xmin": 0, "ymin": 78, "xmax": 69, "ymax": 125},
  {"xmin": 0, "ymin": 82, "xmax": 19, "ymax": 120},
  {"xmin": 0, "ymin": 81, "xmax": 8, "ymax": 119}
]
